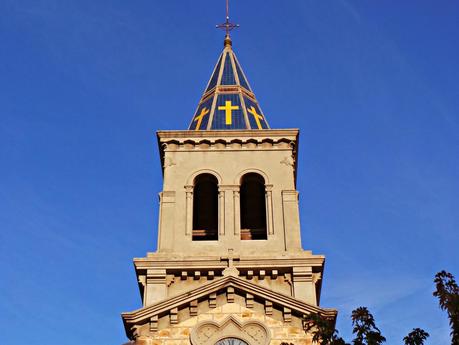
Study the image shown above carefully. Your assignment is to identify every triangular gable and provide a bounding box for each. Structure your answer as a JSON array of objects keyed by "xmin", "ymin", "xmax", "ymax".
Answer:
[{"xmin": 122, "ymin": 275, "xmax": 336, "ymax": 338}]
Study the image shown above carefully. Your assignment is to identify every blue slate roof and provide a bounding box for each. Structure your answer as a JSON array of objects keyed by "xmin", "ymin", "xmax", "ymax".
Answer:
[{"xmin": 188, "ymin": 36, "xmax": 270, "ymax": 130}]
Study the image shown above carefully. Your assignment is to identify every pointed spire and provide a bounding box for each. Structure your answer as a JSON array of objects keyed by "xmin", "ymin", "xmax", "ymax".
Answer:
[
  {"xmin": 188, "ymin": 1, "xmax": 270, "ymax": 131},
  {"xmin": 188, "ymin": 43, "xmax": 270, "ymax": 131}
]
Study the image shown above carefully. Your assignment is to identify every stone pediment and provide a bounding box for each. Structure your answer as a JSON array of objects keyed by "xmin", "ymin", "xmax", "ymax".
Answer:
[{"xmin": 122, "ymin": 275, "xmax": 336, "ymax": 340}]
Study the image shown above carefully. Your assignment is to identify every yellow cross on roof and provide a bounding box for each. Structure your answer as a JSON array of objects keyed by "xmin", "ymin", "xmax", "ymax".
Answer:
[
  {"xmin": 218, "ymin": 100, "xmax": 239, "ymax": 125},
  {"xmin": 247, "ymin": 106, "xmax": 264, "ymax": 129},
  {"xmin": 193, "ymin": 107, "xmax": 210, "ymax": 130}
]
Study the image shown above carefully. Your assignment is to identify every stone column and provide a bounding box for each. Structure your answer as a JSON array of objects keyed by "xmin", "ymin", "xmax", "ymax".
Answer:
[
  {"xmin": 265, "ymin": 184, "xmax": 274, "ymax": 235},
  {"xmin": 219, "ymin": 185, "xmax": 239, "ymax": 238},
  {"xmin": 184, "ymin": 185, "xmax": 193, "ymax": 236},
  {"xmin": 233, "ymin": 189, "xmax": 240, "ymax": 236},
  {"xmin": 218, "ymin": 188, "xmax": 225, "ymax": 236}
]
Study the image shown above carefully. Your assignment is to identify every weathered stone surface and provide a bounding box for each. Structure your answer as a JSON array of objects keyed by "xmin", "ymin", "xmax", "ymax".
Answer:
[{"xmin": 129, "ymin": 303, "xmax": 314, "ymax": 345}]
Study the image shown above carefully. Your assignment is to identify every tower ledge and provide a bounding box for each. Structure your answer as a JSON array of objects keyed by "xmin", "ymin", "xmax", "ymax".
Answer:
[{"xmin": 157, "ymin": 129, "xmax": 299, "ymax": 184}]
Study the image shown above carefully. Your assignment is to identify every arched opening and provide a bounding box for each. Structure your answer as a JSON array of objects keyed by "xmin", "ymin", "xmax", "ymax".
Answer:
[
  {"xmin": 193, "ymin": 174, "xmax": 218, "ymax": 241},
  {"xmin": 240, "ymin": 173, "xmax": 267, "ymax": 240}
]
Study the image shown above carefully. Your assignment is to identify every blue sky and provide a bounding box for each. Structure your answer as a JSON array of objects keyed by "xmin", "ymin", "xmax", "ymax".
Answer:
[{"xmin": 0, "ymin": 1, "xmax": 458, "ymax": 344}]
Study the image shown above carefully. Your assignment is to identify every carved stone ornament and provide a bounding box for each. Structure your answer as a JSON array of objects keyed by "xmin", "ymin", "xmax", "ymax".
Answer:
[
  {"xmin": 164, "ymin": 157, "xmax": 176, "ymax": 168},
  {"xmin": 190, "ymin": 316, "xmax": 271, "ymax": 345},
  {"xmin": 280, "ymin": 155, "xmax": 295, "ymax": 167}
]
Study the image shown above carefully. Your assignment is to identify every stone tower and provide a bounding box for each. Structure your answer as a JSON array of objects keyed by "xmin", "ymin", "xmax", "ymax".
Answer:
[{"xmin": 121, "ymin": 29, "xmax": 337, "ymax": 345}]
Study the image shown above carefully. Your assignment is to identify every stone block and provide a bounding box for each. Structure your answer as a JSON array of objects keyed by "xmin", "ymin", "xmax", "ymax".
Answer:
[
  {"xmin": 265, "ymin": 317, "xmax": 283, "ymax": 327},
  {"xmin": 197, "ymin": 314, "xmax": 213, "ymax": 322},
  {"xmin": 213, "ymin": 313, "xmax": 228, "ymax": 322},
  {"xmin": 178, "ymin": 317, "xmax": 197, "ymax": 327},
  {"xmin": 170, "ymin": 327, "xmax": 188, "ymax": 339},
  {"xmin": 241, "ymin": 310, "xmax": 253, "ymax": 318},
  {"xmin": 220, "ymin": 303, "xmax": 240, "ymax": 313},
  {"xmin": 157, "ymin": 330, "xmax": 171, "ymax": 339}
]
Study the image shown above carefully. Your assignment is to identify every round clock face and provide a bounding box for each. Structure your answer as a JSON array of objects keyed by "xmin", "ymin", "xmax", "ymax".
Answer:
[{"xmin": 215, "ymin": 338, "xmax": 248, "ymax": 345}]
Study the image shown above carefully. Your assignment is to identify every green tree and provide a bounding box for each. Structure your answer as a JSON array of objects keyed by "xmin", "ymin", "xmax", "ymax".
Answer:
[
  {"xmin": 304, "ymin": 313, "xmax": 349, "ymax": 345},
  {"xmin": 351, "ymin": 307, "xmax": 386, "ymax": 345},
  {"xmin": 403, "ymin": 328, "xmax": 429, "ymax": 345},
  {"xmin": 433, "ymin": 270, "xmax": 459, "ymax": 345}
]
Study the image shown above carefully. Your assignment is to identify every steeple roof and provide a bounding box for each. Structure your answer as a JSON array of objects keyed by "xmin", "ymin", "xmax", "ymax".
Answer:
[{"xmin": 188, "ymin": 36, "xmax": 270, "ymax": 130}]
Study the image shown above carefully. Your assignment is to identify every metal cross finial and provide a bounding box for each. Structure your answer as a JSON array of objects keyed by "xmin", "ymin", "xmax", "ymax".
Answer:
[{"xmin": 216, "ymin": 0, "xmax": 239, "ymax": 37}]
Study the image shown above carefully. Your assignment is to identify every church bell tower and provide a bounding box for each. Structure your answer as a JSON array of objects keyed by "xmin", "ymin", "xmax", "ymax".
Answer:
[{"xmin": 122, "ymin": 5, "xmax": 337, "ymax": 344}]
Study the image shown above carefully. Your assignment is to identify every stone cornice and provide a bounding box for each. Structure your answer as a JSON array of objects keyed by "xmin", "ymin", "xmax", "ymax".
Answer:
[
  {"xmin": 133, "ymin": 254, "xmax": 325, "ymax": 272},
  {"xmin": 157, "ymin": 129, "xmax": 299, "ymax": 140},
  {"xmin": 156, "ymin": 129, "xmax": 300, "ymax": 183},
  {"xmin": 158, "ymin": 133, "xmax": 297, "ymax": 153}
]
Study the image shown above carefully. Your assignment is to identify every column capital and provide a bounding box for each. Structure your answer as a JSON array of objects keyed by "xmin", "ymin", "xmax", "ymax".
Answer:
[
  {"xmin": 146, "ymin": 269, "xmax": 167, "ymax": 284},
  {"xmin": 292, "ymin": 266, "xmax": 313, "ymax": 282}
]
